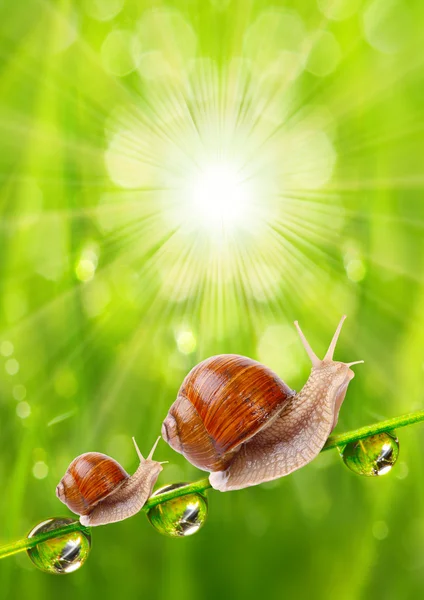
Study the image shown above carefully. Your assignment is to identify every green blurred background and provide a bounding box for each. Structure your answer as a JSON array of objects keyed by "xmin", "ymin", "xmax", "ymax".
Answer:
[{"xmin": 1, "ymin": 0, "xmax": 424, "ymax": 598}]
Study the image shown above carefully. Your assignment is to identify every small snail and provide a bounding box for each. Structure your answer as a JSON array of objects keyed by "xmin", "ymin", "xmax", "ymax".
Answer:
[
  {"xmin": 162, "ymin": 316, "xmax": 363, "ymax": 492},
  {"xmin": 56, "ymin": 437, "xmax": 164, "ymax": 526}
]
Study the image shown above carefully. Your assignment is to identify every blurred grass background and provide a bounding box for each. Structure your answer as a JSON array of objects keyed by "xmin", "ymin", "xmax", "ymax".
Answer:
[{"xmin": 1, "ymin": 0, "xmax": 424, "ymax": 598}]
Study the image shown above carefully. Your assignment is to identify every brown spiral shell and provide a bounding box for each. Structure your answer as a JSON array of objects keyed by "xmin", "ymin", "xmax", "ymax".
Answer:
[
  {"xmin": 56, "ymin": 452, "xmax": 129, "ymax": 516},
  {"xmin": 162, "ymin": 354, "xmax": 295, "ymax": 471}
]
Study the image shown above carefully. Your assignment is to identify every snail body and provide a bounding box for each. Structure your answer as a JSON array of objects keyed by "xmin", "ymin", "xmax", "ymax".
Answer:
[
  {"xmin": 162, "ymin": 316, "xmax": 363, "ymax": 491},
  {"xmin": 56, "ymin": 437, "xmax": 163, "ymax": 526}
]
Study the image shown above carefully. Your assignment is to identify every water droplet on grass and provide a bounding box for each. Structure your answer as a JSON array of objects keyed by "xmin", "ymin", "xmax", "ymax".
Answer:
[
  {"xmin": 341, "ymin": 432, "xmax": 399, "ymax": 476},
  {"xmin": 147, "ymin": 483, "xmax": 208, "ymax": 537},
  {"xmin": 27, "ymin": 517, "xmax": 91, "ymax": 574}
]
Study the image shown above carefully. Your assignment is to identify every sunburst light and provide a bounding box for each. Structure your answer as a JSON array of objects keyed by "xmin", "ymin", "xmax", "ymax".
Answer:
[
  {"xmin": 104, "ymin": 42, "xmax": 340, "ymax": 310},
  {"xmin": 187, "ymin": 161, "xmax": 254, "ymax": 235}
]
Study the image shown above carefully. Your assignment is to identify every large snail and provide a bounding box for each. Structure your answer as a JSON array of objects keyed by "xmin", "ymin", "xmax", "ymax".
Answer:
[
  {"xmin": 162, "ymin": 316, "xmax": 363, "ymax": 491},
  {"xmin": 56, "ymin": 437, "xmax": 164, "ymax": 526}
]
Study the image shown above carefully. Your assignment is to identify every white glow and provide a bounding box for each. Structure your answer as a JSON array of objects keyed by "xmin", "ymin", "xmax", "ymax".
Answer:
[
  {"xmin": 175, "ymin": 330, "xmax": 196, "ymax": 354},
  {"xmin": 189, "ymin": 163, "xmax": 253, "ymax": 233}
]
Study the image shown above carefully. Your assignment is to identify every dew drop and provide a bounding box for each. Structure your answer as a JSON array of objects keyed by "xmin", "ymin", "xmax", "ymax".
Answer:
[
  {"xmin": 147, "ymin": 483, "xmax": 208, "ymax": 537},
  {"xmin": 27, "ymin": 517, "xmax": 91, "ymax": 574},
  {"xmin": 340, "ymin": 432, "xmax": 399, "ymax": 476}
]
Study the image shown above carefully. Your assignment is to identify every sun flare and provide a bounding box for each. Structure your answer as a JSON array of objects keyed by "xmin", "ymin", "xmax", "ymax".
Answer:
[
  {"xmin": 103, "ymin": 53, "xmax": 341, "ymax": 310},
  {"xmin": 186, "ymin": 162, "xmax": 254, "ymax": 235}
]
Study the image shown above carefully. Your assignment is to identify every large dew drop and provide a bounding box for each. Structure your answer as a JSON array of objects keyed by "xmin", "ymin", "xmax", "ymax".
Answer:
[
  {"xmin": 27, "ymin": 517, "xmax": 91, "ymax": 574},
  {"xmin": 341, "ymin": 432, "xmax": 399, "ymax": 476},
  {"xmin": 147, "ymin": 483, "xmax": 208, "ymax": 537}
]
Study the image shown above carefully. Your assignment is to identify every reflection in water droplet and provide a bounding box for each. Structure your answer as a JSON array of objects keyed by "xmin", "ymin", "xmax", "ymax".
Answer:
[
  {"xmin": 147, "ymin": 483, "xmax": 208, "ymax": 537},
  {"xmin": 27, "ymin": 517, "xmax": 91, "ymax": 574},
  {"xmin": 341, "ymin": 432, "xmax": 399, "ymax": 476}
]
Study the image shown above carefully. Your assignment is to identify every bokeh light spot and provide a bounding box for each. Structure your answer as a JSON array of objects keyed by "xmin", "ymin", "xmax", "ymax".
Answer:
[
  {"xmin": 32, "ymin": 461, "xmax": 49, "ymax": 480},
  {"xmin": 101, "ymin": 30, "xmax": 139, "ymax": 77},
  {"xmin": 395, "ymin": 461, "xmax": 409, "ymax": 480},
  {"xmin": 5, "ymin": 358, "xmax": 19, "ymax": 375},
  {"xmin": 280, "ymin": 129, "xmax": 337, "ymax": 189},
  {"xmin": 244, "ymin": 9, "xmax": 306, "ymax": 71},
  {"xmin": 0, "ymin": 340, "xmax": 14, "ymax": 357},
  {"xmin": 306, "ymin": 32, "xmax": 341, "ymax": 77},
  {"xmin": 76, "ymin": 259, "xmax": 96, "ymax": 282},
  {"xmin": 372, "ymin": 521, "xmax": 389, "ymax": 540},
  {"xmin": 136, "ymin": 8, "xmax": 197, "ymax": 70},
  {"xmin": 138, "ymin": 51, "xmax": 173, "ymax": 80},
  {"xmin": 318, "ymin": 0, "xmax": 360, "ymax": 21},
  {"xmin": 16, "ymin": 401, "xmax": 31, "ymax": 419},
  {"xmin": 83, "ymin": 0, "xmax": 124, "ymax": 22},
  {"xmin": 176, "ymin": 330, "xmax": 197, "ymax": 355},
  {"xmin": 363, "ymin": 0, "xmax": 412, "ymax": 55},
  {"xmin": 346, "ymin": 259, "xmax": 367, "ymax": 282},
  {"xmin": 75, "ymin": 248, "xmax": 98, "ymax": 282}
]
